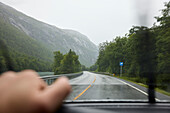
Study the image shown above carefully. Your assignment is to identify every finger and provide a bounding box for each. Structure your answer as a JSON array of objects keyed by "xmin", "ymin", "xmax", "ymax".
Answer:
[
  {"xmin": 0, "ymin": 71, "xmax": 16, "ymax": 88},
  {"xmin": 0, "ymin": 71, "xmax": 16, "ymax": 79},
  {"xmin": 17, "ymin": 70, "xmax": 39, "ymax": 78},
  {"xmin": 39, "ymin": 77, "xmax": 71, "ymax": 112},
  {"xmin": 17, "ymin": 70, "xmax": 47, "ymax": 90}
]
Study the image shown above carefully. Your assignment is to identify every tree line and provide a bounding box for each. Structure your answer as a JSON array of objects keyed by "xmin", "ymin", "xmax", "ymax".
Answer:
[
  {"xmin": 95, "ymin": 2, "xmax": 170, "ymax": 91},
  {"xmin": 0, "ymin": 45, "xmax": 52, "ymax": 74}
]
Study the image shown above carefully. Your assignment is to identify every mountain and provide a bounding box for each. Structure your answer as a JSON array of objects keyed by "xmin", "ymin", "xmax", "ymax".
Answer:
[
  {"xmin": 0, "ymin": 11, "xmax": 53, "ymax": 71},
  {"xmin": 0, "ymin": 2, "xmax": 98, "ymax": 67}
]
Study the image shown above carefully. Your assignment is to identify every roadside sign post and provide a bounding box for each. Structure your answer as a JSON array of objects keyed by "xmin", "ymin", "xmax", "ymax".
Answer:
[{"xmin": 119, "ymin": 62, "xmax": 123, "ymax": 77}]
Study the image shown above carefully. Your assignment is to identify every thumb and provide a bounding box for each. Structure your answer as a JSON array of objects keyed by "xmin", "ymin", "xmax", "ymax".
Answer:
[{"xmin": 39, "ymin": 77, "xmax": 71, "ymax": 112}]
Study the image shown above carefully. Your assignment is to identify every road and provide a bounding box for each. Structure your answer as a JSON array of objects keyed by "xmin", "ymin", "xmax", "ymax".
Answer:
[{"xmin": 66, "ymin": 71, "xmax": 149, "ymax": 101}]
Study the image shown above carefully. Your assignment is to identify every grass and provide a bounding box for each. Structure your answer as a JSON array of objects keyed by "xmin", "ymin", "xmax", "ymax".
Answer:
[
  {"xmin": 155, "ymin": 88, "xmax": 170, "ymax": 96},
  {"xmin": 116, "ymin": 76, "xmax": 170, "ymax": 96},
  {"xmin": 92, "ymin": 72, "xmax": 170, "ymax": 96}
]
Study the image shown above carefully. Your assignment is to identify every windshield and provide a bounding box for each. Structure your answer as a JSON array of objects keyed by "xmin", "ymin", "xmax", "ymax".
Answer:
[{"xmin": 0, "ymin": 0, "xmax": 170, "ymax": 103}]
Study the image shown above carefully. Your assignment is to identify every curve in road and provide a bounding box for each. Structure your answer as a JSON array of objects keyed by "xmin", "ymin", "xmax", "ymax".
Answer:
[{"xmin": 66, "ymin": 71, "xmax": 168, "ymax": 101}]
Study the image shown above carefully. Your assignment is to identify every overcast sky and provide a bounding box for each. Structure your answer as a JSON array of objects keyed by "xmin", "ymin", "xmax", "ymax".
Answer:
[{"xmin": 0, "ymin": 0, "xmax": 169, "ymax": 45}]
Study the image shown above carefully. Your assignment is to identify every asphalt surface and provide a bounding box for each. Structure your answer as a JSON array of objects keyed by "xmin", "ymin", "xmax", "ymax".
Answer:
[{"xmin": 66, "ymin": 71, "xmax": 152, "ymax": 101}]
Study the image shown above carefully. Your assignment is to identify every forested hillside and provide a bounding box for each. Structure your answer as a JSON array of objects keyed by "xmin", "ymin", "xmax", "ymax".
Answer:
[
  {"xmin": 0, "ymin": 2, "xmax": 98, "ymax": 67},
  {"xmin": 0, "ymin": 2, "xmax": 99, "ymax": 73},
  {"xmin": 96, "ymin": 2, "xmax": 170, "ymax": 91},
  {"xmin": 0, "ymin": 16, "xmax": 53, "ymax": 73}
]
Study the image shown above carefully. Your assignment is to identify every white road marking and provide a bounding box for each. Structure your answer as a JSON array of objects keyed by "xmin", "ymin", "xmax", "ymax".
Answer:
[{"xmin": 116, "ymin": 78, "xmax": 160, "ymax": 101}]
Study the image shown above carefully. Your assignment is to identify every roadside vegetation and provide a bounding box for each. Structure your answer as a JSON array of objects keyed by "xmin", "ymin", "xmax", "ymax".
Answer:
[
  {"xmin": 92, "ymin": 2, "xmax": 170, "ymax": 93},
  {"xmin": 53, "ymin": 49, "xmax": 81, "ymax": 75}
]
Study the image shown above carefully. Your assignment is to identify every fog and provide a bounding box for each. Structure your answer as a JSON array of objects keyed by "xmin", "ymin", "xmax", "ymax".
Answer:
[{"xmin": 0, "ymin": 0, "xmax": 169, "ymax": 45}]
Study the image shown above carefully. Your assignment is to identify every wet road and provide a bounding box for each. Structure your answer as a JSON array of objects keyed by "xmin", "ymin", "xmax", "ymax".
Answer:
[{"xmin": 66, "ymin": 71, "xmax": 148, "ymax": 101}]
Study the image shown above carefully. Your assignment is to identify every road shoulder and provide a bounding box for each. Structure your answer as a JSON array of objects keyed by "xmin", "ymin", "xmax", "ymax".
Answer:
[{"xmin": 114, "ymin": 77, "xmax": 170, "ymax": 101}]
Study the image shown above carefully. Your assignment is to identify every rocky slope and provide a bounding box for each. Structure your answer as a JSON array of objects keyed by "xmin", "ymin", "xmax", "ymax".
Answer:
[{"xmin": 0, "ymin": 2, "xmax": 98, "ymax": 67}]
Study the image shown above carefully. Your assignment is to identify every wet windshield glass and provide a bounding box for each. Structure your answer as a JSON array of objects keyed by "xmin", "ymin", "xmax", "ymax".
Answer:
[{"xmin": 0, "ymin": 0, "xmax": 170, "ymax": 102}]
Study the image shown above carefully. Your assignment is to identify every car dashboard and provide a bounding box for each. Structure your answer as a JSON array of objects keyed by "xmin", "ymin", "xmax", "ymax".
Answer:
[{"xmin": 58, "ymin": 102, "xmax": 170, "ymax": 113}]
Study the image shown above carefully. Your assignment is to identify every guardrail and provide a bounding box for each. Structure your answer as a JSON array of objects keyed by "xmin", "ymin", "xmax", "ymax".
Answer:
[
  {"xmin": 41, "ymin": 72, "xmax": 83, "ymax": 85},
  {"xmin": 91, "ymin": 72, "xmax": 112, "ymax": 76}
]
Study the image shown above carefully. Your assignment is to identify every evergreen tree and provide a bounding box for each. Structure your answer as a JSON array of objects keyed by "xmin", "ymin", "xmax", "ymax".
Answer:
[
  {"xmin": 53, "ymin": 49, "xmax": 81, "ymax": 74},
  {"xmin": 53, "ymin": 51, "xmax": 63, "ymax": 74}
]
